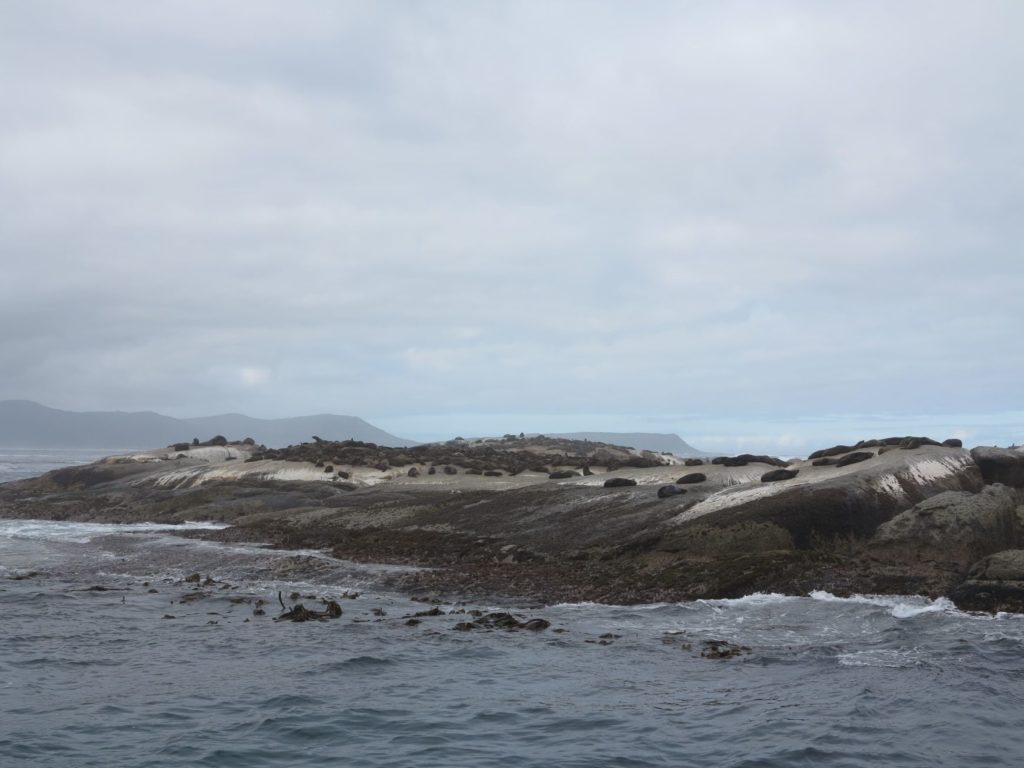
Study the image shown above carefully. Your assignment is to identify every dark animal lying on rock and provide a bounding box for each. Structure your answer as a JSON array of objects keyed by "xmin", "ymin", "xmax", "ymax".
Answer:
[
  {"xmin": 761, "ymin": 468, "xmax": 798, "ymax": 482},
  {"xmin": 835, "ymin": 451, "xmax": 873, "ymax": 467},
  {"xmin": 658, "ymin": 485, "xmax": 687, "ymax": 498}
]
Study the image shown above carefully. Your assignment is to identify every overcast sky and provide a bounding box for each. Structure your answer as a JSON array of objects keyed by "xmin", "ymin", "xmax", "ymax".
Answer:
[{"xmin": 1, "ymin": 2, "xmax": 1021, "ymax": 452}]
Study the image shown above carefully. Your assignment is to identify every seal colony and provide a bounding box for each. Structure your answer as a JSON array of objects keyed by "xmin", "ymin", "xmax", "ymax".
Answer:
[{"xmin": 2, "ymin": 434, "xmax": 1023, "ymax": 613}]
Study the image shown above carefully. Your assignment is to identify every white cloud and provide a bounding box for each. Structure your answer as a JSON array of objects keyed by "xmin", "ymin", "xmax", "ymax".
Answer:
[
  {"xmin": 0, "ymin": 2, "xmax": 1021, "ymax": 447},
  {"xmin": 239, "ymin": 367, "xmax": 271, "ymax": 388}
]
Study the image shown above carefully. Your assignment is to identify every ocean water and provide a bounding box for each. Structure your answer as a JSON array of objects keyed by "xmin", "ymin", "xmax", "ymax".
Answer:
[
  {"xmin": 0, "ymin": 447, "xmax": 131, "ymax": 483},
  {"xmin": 2, "ymin": 452, "xmax": 1024, "ymax": 767}
]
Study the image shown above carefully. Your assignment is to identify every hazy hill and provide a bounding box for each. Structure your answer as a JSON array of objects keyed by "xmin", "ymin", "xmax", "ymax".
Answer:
[
  {"xmin": 549, "ymin": 432, "xmax": 707, "ymax": 457},
  {"xmin": 0, "ymin": 400, "xmax": 417, "ymax": 449}
]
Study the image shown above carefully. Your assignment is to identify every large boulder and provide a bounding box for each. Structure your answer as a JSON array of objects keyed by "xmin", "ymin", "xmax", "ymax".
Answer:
[
  {"xmin": 872, "ymin": 485, "xmax": 1022, "ymax": 567},
  {"xmin": 970, "ymin": 447, "xmax": 1024, "ymax": 488},
  {"xmin": 603, "ymin": 477, "xmax": 637, "ymax": 488},
  {"xmin": 676, "ymin": 472, "xmax": 707, "ymax": 485},
  {"xmin": 951, "ymin": 550, "xmax": 1024, "ymax": 613},
  {"xmin": 671, "ymin": 447, "xmax": 984, "ymax": 548}
]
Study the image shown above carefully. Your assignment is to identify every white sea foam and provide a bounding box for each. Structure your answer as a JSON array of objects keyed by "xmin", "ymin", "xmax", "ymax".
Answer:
[
  {"xmin": 698, "ymin": 592, "xmax": 795, "ymax": 609},
  {"xmin": 837, "ymin": 649, "xmax": 926, "ymax": 668},
  {"xmin": 809, "ymin": 590, "xmax": 959, "ymax": 618},
  {"xmin": 0, "ymin": 519, "xmax": 227, "ymax": 544}
]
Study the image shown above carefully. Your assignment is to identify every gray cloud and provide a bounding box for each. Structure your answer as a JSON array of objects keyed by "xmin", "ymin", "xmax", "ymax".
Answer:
[{"xmin": 1, "ymin": 2, "xmax": 1022, "ymax": 451}]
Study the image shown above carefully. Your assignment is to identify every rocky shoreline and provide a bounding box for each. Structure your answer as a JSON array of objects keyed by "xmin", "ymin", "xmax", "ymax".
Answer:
[{"xmin": 2, "ymin": 435, "xmax": 1023, "ymax": 612}]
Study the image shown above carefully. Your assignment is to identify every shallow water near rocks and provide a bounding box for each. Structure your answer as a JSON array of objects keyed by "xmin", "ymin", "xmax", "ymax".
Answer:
[{"xmin": 2, "ymin": 454, "xmax": 1024, "ymax": 767}]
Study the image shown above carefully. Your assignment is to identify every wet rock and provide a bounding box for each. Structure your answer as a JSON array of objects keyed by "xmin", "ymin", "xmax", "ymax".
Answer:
[
  {"xmin": 454, "ymin": 612, "xmax": 549, "ymax": 631},
  {"xmin": 521, "ymin": 618, "xmax": 551, "ymax": 631},
  {"xmin": 676, "ymin": 472, "xmax": 707, "ymax": 484},
  {"xmin": 835, "ymin": 451, "xmax": 874, "ymax": 468},
  {"xmin": 604, "ymin": 477, "xmax": 637, "ymax": 488},
  {"xmin": 701, "ymin": 639, "xmax": 749, "ymax": 659},
  {"xmin": 276, "ymin": 600, "xmax": 343, "ymax": 622},
  {"xmin": 761, "ymin": 469, "xmax": 798, "ymax": 482},
  {"xmin": 658, "ymin": 485, "xmax": 687, "ymax": 499},
  {"xmin": 684, "ymin": 458, "xmax": 704, "ymax": 467},
  {"xmin": 951, "ymin": 550, "xmax": 1024, "ymax": 613}
]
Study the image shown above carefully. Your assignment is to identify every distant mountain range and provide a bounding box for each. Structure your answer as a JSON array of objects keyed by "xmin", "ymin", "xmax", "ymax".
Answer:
[
  {"xmin": 549, "ymin": 432, "xmax": 707, "ymax": 457},
  {"xmin": 0, "ymin": 401, "xmax": 708, "ymax": 456},
  {"xmin": 0, "ymin": 400, "xmax": 417, "ymax": 449}
]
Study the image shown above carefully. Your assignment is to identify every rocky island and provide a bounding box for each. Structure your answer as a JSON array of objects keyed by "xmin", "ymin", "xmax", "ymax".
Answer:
[{"xmin": 2, "ymin": 434, "xmax": 1023, "ymax": 613}]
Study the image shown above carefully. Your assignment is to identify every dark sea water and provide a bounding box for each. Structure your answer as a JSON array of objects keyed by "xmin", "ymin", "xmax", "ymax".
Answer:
[{"xmin": 2, "ymin": 451, "xmax": 1024, "ymax": 767}]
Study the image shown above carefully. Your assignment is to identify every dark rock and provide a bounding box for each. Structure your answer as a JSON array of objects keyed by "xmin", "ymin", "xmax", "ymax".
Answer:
[
  {"xmin": 835, "ymin": 451, "xmax": 874, "ymax": 468},
  {"xmin": 209, "ymin": 435, "xmax": 228, "ymax": 447},
  {"xmin": 407, "ymin": 467, "xmax": 420, "ymax": 478},
  {"xmin": 484, "ymin": 470, "xmax": 502, "ymax": 477},
  {"xmin": 323, "ymin": 465, "xmax": 334, "ymax": 473},
  {"xmin": 604, "ymin": 477, "xmax": 638, "ymax": 488},
  {"xmin": 970, "ymin": 447, "xmax": 1024, "ymax": 488},
  {"xmin": 684, "ymin": 458, "xmax": 704, "ymax": 467},
  {"xmin": 761, "ymin": 469, "xmax": 798, "ymax": 482},
  {"xmin": 171, "ymin": 442, "xmax": 191, "ymax": 452},
  {"xmin": 676, "ymin": 472, "xmax": 707, "ymax": 484},
  {"xmin": 443, "ymin": 466, "xmax": 458, "ymax": 475},
  {"xmin": 658, "ymin": 485, "xmax": 687, "ymax": 498},
  {"xmin": 521, "ymin": 618, "xmax": 551, "ymax": 631},
  {"xmin": 276, "ymin": 600, "xmax": 343, "ymax": 622},
  {"xmin": 942, "ymin": 438, "xmax": 963, "ymax": 448},
  {"xmin": 465, "ymin": 469, "xmax": 483, "ymax": 475},
  {"xmin": 812, "ymin": 458, "xmax": 837, "ymax": 466},
  {"xmin": 701, "ymin": 639, "xmax": 749, "ymax": 659},
  {"xmin": 427, "ymin": 466, "xmax": 437, "ymax": 475}
]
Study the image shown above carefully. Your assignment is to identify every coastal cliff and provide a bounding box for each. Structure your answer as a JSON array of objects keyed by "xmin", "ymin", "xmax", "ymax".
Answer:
[{"xmin": 2, "ymin": 435, "xmax": 1022, "ymax": 612}]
